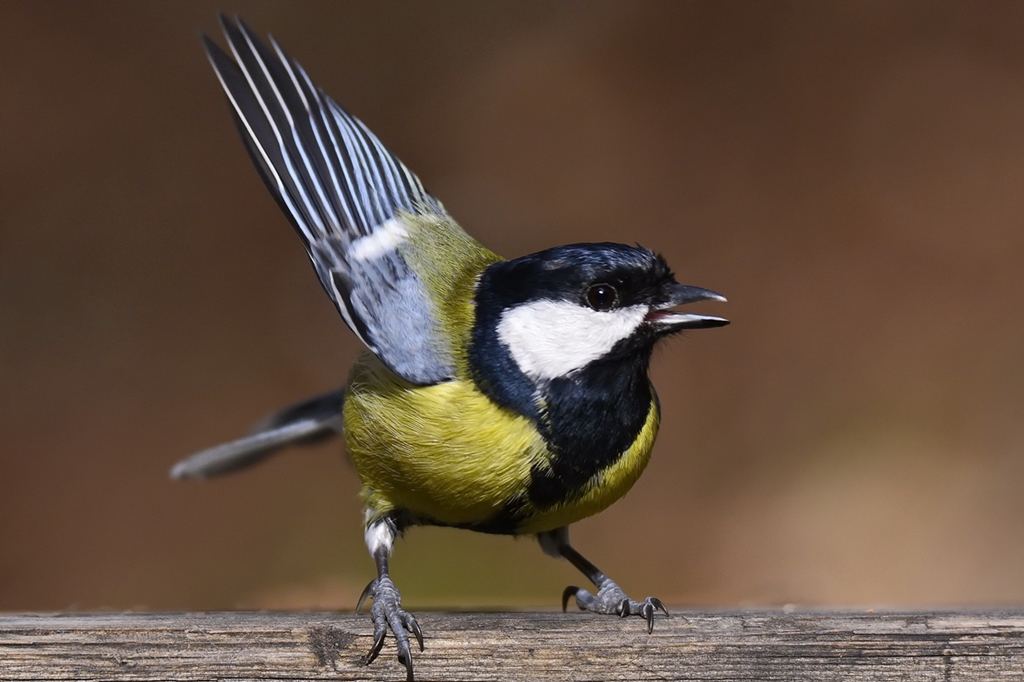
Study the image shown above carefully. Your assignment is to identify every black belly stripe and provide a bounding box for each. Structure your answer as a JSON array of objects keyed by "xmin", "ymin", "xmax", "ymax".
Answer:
[
  {"xmin": 527, "ymin": 351, "xmax": 654, "ymax": 510},
  {"xmin": 452, "ymin": 354, "xmax": 656, "ymax": 534},
  {"xmin": 421, "ymin": 355, "xmax": 655, "ymax": 536}
]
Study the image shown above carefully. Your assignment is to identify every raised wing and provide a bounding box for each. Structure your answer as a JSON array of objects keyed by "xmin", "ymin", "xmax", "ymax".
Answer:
[{"xmin": 204, "ymin": 15, "xmax": 463, "ymax": 384}]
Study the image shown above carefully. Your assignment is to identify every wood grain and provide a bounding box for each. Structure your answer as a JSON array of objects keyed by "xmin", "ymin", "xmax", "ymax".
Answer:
[{"xmin": 2, "ymin": 611, "xmax": 1023, "ymax": 680}]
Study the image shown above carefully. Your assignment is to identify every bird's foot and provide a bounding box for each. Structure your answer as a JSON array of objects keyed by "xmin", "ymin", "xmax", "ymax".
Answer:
[
  {"xmin": 562, "ymin": 579, "xmax": 669, "ymax": 633},
  {"xmin": 357, "ymin": 576, "xmax": 423, "ymax": 681}
]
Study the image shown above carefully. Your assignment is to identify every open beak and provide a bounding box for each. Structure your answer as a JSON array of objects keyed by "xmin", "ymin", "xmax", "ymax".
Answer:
[{"xmin": 645, "ymin": 284, "xmax": 729, "ymax": 331}]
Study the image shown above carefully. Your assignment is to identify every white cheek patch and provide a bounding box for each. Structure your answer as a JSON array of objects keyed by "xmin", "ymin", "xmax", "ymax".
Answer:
[
  {"xmin": 349, "ymin": 218, "xmax": 409, "ymax": 261},
  {"xmin": 497, "ymin": 300, "xmax": 648, "ymax": 380}
]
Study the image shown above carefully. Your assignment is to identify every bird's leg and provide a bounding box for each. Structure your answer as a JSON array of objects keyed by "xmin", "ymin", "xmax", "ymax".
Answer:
[
  {"xmin": 356, "ymin": 517, "xmax": 423, "ymax": 681},
  {"xmin": 538, "ymin": 526, "xmax": 669, "ymax": 634}
]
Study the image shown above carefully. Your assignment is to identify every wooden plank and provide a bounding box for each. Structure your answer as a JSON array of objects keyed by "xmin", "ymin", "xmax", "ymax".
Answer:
[{"xmin": 1, "ymin": 611, "xmax": 1022, "ymax": 680}]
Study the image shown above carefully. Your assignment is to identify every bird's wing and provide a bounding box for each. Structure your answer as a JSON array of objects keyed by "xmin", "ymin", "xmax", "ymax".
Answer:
[{"xmin": 205, "ymin": 15, "xmax": 481, "ymax": 385}]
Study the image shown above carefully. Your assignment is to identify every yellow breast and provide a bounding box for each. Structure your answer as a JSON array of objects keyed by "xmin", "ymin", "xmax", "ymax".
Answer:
[{"xmin": 343, "ymin": 352, "xmax": 659, "ymax": 534}]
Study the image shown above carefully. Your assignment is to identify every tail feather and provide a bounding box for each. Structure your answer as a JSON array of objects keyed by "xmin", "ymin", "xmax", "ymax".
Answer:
[{"xmin": 171, "ymin": 388, "xmax": 345, "ymax": 479}]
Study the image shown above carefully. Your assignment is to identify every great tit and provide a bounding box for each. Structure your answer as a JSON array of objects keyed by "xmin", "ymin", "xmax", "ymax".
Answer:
[{"xmin": 173, "ymin": 16, "xmax": 728, "ymax": 681}]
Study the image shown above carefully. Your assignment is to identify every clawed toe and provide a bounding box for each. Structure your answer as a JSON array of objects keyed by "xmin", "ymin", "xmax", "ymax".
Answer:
[
  {"xmin": 560, "ymin": 580, "xmax": 669, "ymax": 633},
  {"xmin": 365, "ymin": 615, "xmax": 387, "ymax": 665},
  {"xmin": 360, "ymin": 575, "xmax": 423, "ymax": 680},
  {"xmin": 404, "ymin": 612, "xmax": 424, "ymax": 651},
  {"xmin": 561, "ymin": 585, "xmax": 580, "ymax": 612}
]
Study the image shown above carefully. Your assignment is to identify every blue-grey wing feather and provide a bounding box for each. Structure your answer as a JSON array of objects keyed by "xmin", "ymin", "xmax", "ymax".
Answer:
[{"xmin": 204, "ymin": 15, "xmax": 453, "ymax": 384}]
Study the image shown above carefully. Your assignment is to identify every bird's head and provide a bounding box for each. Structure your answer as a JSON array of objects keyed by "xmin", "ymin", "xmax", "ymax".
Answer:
[{"xmin": 471, "ymin": 243, "xmax": 728, "ymax": 385}]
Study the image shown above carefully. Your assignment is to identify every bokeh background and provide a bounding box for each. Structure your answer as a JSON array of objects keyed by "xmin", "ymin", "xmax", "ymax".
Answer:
[{"xmin": 3, "ymin": 1, "xmax": 1023, "ymax": 612}]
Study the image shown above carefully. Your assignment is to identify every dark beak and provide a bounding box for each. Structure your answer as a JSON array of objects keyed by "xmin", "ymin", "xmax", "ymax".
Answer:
[{"xmin": 646, "ymin": 284, "xmax": 729, "ymax": 331}]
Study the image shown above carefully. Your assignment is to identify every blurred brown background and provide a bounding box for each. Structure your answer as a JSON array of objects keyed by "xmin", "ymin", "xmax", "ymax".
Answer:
[{"xmin": 2, "ymin": 1, "xmax": 1023, "ymax": 612}]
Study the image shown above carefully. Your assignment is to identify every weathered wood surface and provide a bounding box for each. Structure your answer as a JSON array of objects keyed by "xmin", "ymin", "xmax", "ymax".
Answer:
[{"xmin": 1, "ymin": 611, "xmax": 1023, "ymax": 681}]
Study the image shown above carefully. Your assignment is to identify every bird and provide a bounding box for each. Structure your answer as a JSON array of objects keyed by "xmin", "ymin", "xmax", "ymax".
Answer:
[{"xmin": 172, "ymin": 15, "xmax": 728, "ymax": 681}]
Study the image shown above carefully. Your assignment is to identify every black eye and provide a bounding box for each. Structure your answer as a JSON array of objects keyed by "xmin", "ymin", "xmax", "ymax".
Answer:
[{"xmin": 586, "ymin": 284, "xmax": 618, "ymax": 310}]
